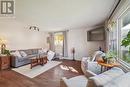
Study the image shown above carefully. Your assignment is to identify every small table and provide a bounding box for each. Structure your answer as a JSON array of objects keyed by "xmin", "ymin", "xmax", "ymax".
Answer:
[
  {"xmin": 30, "ymin": 57, "xmax": 38, "ymax": 69},
  {"xmin": 39, "ymin": 55, "xmax": 48, "ymax": 66},
  {"xmin": 30, "ymin": 55, "xmax": 48, "ymax": 69},
  {"xmin": 0, "ymin": 55, "xmax": 11, "ymax": 70},
  {"xmin": 97, "ymin": 60, "xmax": 120, "ymax": 73}
]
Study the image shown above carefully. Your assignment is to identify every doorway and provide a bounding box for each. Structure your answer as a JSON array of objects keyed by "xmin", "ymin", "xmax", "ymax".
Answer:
[{"xmin": 54, "ymin": 32, "xmax": 64, "ymax": 56}]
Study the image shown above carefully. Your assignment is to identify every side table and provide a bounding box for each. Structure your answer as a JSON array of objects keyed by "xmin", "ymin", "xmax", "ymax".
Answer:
[
  {"xmin": 0, "ymin": 55, "xmax": 11, "ymax": 70},
  {"xmin": 98, "ymin": 62, "xmax": 120, "ymax": 73}
]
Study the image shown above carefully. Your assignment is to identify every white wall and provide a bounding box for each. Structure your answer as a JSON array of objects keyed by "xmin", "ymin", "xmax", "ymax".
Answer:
[
  {"xmin": 67, "ymin": 29, "xmax": 87, "ymax": 60},
  {"xmin": 0, "ymin": 19, "xmax": 48, "ymax": 50},
  {"xmin": 66, "ymin": 29, "xmax": 105, "ymax": 60}
]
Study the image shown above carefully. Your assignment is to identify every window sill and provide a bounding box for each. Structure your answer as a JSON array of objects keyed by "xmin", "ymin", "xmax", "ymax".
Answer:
[{"xmin": 117, "ymin": 59, "xmax": 130, "ymax": 72}]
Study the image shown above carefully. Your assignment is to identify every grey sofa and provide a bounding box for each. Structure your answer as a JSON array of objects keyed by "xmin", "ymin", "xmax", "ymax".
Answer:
[{"xmin": 10, "ymin": 49, "xmax": 46, "ymax": 68}]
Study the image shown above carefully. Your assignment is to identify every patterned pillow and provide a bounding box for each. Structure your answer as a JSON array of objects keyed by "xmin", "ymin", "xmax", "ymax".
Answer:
[{"xmin": 20, "ymin": 51, "xmax": 27, "ymax": 57}]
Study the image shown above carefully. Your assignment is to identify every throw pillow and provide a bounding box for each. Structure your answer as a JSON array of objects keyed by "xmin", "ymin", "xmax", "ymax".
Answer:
[
  {"xmin": 47, "ymin": 50, "xmax": 55, "ymax": 61},
  {"xmin": 20, "ymin": 51, "xmax": 27, "ymax": 57},
  {"xmin": 11, "ymin": 50, "xmax": 22, "ymax": 57},
  {"xmin": 42, "ymin": 48, "xmax": 48, "ymax": 53},
  {"xmin": 104, "ymin": 72, "xmax": 130, "ymax": 87},
  {"xmin": 38, "ymin": 49, "xmax": 43, "ymax": 54}
]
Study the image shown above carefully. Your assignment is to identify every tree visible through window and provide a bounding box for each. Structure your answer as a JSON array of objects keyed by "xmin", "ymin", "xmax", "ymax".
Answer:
[{"xmin": 120, "ymin": 11, "xmax": 130, "ymax": 63}]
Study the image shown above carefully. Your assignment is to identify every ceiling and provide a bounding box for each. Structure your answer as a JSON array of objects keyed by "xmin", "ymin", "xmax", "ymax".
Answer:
[{"xmin": 15, "ymin": 0, "xmax": 118, "ymax": 31}]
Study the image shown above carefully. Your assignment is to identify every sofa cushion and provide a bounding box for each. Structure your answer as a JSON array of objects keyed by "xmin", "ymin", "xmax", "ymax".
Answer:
[
  {"xmin": 87, "ymin": 67, "xmax": 125, "ymax": 87},
  {"xmin": 27, "ymin": 54, "xmax": 37, "ymax": 58},
  {"xmin": 24, "ymin": 50, "xmax": 32, "ymax": 55},
  {"xmin": 32, "ymin": 49, "xmax": 38, "ymax": 54},
  {"xmin": 104, "ymin": 72, "xmax": 130, "ymax": 87},
  {"xmin": 18, "ymin": 57, "xmax": 29, "ymax": 62}
]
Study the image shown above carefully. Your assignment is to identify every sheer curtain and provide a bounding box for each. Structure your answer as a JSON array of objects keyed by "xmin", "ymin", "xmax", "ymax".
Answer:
[
  {"xmin": 63, "ymin": 31, "xmax": 68, "ymax": 57},
  {"xmin": 48, "ymin": 32, "xmax": 55, "ymax": 51}
]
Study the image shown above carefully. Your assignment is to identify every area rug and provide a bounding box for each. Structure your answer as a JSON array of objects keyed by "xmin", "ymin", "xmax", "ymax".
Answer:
[{"xmin": 12, "ymin": 61, "xmax": 62, "ymax": 78}]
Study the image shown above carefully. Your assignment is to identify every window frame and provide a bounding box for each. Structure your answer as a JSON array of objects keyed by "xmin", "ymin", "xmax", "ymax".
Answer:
[{"xmin": 117, "ymin": 6, "xmax": 130, "ymax": 68}]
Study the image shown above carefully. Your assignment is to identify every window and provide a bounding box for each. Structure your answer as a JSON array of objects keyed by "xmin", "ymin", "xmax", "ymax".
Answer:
[
  {"xmin": 119, "ymin": 9, "xmax": 130, "ymax": 64},
  {"xmin": 54, "ymin": 32, "xmax": 64, "ymax": 56},
  {"xmin": 109, "ymin": 22, "xmax": 117, "ymax": 53}
]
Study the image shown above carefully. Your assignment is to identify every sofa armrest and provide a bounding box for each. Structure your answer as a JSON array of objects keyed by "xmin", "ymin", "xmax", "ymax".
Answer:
[
  {"xmin": 10, "ymin": 55, "xmax": 19, "ymax": 67},
  {"xmin": 60, "ymin": 77, "xmax": 68, "ymax": 87}
]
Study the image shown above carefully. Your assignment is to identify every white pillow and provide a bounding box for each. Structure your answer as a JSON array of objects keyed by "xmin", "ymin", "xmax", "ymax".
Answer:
[
  {"xmin": 104, "ymin": 72, "xmax": 130, "ymax": 87},
  {"xmin": 20, "ymin": 51, "xmax": 27, "ymax": 57},
  {"xmin": 11, "ymin": 51, "xmax": 22, "ymax": 57},
  {"xmin": 38, "ymin": 49, "xmax": 43, "ymax": 54},
  {"xmin": 42, "ymin": 48, "xmax": 48, "ymax": 53},
  {"xmin": 47, "ymin": 50, "xmax": 55, "ymax": 61},
  {"xmin": 38, "ymin": 49, "xmax": 48, "ymax": 54}
]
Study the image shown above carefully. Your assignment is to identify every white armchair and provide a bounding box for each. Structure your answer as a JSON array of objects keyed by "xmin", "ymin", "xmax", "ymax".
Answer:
[
  {"xmin": 60, "ymin": 51, "xmax": 105, "ymax": 87},
  {"xmin": 81, "ymin": 57, "xmax": 101, "ymax": 77}
]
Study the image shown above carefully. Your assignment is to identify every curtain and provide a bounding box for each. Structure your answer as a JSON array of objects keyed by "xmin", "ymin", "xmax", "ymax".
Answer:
[
  {"xmin": 63, "ymin": 31, "xmax": 68, "ymax": 57},
  {"xmin": 48, "ymin": 32, "xmax": 55, "ymax": 51}
]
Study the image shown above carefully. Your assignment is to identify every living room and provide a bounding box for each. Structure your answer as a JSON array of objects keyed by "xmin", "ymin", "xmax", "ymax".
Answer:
[{"xmin": 0, "ymin": 0, "xmax": 130, "ymax": 87}]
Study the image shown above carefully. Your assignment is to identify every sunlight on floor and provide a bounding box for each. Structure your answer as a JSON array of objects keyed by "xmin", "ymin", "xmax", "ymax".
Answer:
[{"xmin": 60, "ymin": 65, "xmax": 79, "ymax": 73}]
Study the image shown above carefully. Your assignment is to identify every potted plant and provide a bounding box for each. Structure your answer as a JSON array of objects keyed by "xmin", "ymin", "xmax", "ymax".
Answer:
[
  {"xmin": 121, "ymin": 31, "xmax": 130, "ymax": 54},
  {"xmin": 121, "ymin": 31, "xmax": 130, "ymax": 62},
  {"xmin": 1, "ymin": 48, "xmax": 10, "ymax": 56},
  {"xmin": 102, "ymin": 51, "xmax": 117, "ymax": 63},
  {"xmin": 3, "ymin": 49, "xmax": 10, "ymax": 56}
]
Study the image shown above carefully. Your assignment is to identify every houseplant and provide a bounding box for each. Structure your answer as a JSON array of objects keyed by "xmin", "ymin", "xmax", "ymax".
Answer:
[
  {"xmin": 102, "ymin": 50, "xmax": 117, "ymax": 63},
  {"xmin": 121, "ymin": 30, "xmax": 130, "ymax": 62},
  {"xmin": 3, "ymin": 49, "xmax": 10, "ymax": 56},
  {"xmin": 121, "ymin": 31, "xmax": 130, "ymax": 53}
]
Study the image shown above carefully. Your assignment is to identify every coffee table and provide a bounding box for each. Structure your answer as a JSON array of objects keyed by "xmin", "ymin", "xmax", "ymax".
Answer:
[
  {"xmin": 39, "ymin": 55, "xmax": 48, "ymax": 66},
  {"xmin": 30, "ymin": 57, "xmax": 38, "ymax": 69},
  {"xmin": 30, "ymin": 55, "xmax": 48, "ymax": 69}
]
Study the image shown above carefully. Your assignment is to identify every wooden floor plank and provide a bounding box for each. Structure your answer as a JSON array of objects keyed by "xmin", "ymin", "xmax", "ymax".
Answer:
[{"xmin": 0, "ymin": 60, "xmax": 83, "ymax": 87}]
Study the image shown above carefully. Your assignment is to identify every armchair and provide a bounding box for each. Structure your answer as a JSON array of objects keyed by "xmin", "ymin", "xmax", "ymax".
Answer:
[{"xmin": 60, "ymin": 51, "xmax": 105, "ymax": 87}]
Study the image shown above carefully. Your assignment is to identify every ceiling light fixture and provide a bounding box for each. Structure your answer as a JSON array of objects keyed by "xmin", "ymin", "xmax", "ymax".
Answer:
[{"xmin": 29, "ymin": 26, "xmax": 39, "ymax": 31}]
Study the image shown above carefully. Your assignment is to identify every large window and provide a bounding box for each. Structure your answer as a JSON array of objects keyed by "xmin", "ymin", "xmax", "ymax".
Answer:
[
  {"xmin": 120, "ymin": 10, "xmax": 130, "ymax": 63},
  {"xmin": 109, "ymin": 22, "xmax": 117, "ymax": 53}
]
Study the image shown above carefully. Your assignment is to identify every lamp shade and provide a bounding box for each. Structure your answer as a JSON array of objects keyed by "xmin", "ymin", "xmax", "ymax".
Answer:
[{"xmin": 0, "ymin": 38, "xmax": 7, "ymax": 45}]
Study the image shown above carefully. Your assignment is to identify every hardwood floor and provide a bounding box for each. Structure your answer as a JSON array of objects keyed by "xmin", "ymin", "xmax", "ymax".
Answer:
[{"xmin": 0, "ymin": 60, "xmax": 83, "ymax": 87}]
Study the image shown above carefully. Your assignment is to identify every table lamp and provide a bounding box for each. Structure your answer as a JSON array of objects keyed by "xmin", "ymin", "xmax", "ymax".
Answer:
[{"xmin": 0, "ymin": 38, "xmax": 7, "ymax": 54}]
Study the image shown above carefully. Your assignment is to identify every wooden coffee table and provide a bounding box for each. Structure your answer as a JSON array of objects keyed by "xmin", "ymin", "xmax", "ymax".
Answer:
[
  {"xmin": 39, "ymin": 55, "xmax": 48, "ymax": 66},
  {"xmin": 30, "ymin": 57, "xmax": 38, "ymax": 69},
  {"xmin": 30, "ymin": 55, "xmax": 48, "ymax": 69}
]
